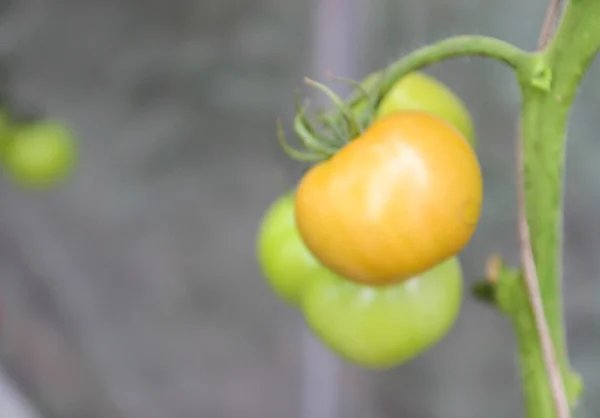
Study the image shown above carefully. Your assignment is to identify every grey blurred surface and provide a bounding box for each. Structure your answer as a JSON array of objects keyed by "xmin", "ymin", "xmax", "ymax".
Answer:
[
  {"xmin": 0, "ymin": 368, "xmax": 41, "ymax": 418},
  {"xmin": 0, "ymin": 0, "xmax": 598, "ymax": 417}
]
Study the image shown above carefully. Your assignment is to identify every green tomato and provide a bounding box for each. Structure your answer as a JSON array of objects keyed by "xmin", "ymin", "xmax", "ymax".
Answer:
[
  {"xmin": 355, "ymin": 71, "xmax": 475, "ymax": 147},
  {"xmin": 0, "ymin": 109, "xmax": 14, "ymax": 156},
  {"xmin": 256, "ymin": 191, "xmax": 323, "ymax": 306},
  {"xmin": 301, "ymin": 256, "xmax": 463, "ymax": 369},
  {"xmin": 4, "ymin": 120, "xmax": 76, "ymax": 188},
  {"xmin": 0, "ymin": 110, "xmax": 10, "ymax": 132}
]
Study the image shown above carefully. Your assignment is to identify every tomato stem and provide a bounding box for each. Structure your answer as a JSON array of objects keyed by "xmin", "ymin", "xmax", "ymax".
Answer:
[
  {"xmin": 499, "ymin": 0, "xmax": 600, "ymax": 416},
  {"xmin": 279, "ymin": 36, "xmax": 530, "ymax": 164},
  {"xmin": 363, "ymin": 36, "xmax": 532, "ymax": 109}
]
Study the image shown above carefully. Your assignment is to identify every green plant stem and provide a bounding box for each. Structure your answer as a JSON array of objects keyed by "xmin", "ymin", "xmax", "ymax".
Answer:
[
  {"xmin": 505, "ymin": 1, "xmax": 600, "ymax": 415},
  {"xmin": 495, "ymin": 259, "xmax": 581, "ymax": 418},
  {"xmin": 495, "ymin": 263, "xmax": 556, "ymax": 418},
  {"xmin": 519, "ymin": 0, "xmax": 600, "ymax": 352},
  {"xmin": 310, "ymin": 36, "xmax": 532, "ymax": 157},
  {"xmin": 379, "ymin": 36, "xmax": 531, "ymax": 93},
  {"xmin": 320, "ymin": 37, "xmax": 531, "ymax": 116},
  {"xmin": 519, "ymin": 88, "xmax": 570, "ymax": 363}
]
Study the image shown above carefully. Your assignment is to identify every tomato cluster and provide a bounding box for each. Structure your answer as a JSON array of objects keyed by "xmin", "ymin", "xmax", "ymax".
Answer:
[
  {"xmin": 258, "ymin": 72, "xmax": 482, "ymax": 368},
  {"xmin": 258, "ymin": 191, "xmax": 463, "ymax": 368},
  {"xmin": 0, "ymin": 115, "xmax": 76, "ymax": 189}
]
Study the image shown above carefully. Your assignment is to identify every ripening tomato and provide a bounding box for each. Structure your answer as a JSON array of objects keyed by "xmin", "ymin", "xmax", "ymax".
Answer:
[
  {"xmin": 302, "ymin": 256, "xmax": 463, "ymax": 368},
  {"xmin": 3, "ymin": 120, "xmax": 76, "ymax": 188},
  {"xmin": 257, "ymin": 191, "xmax": 323, "ymax": 306},
  {"xmin": 355, "ymin": 71, "xmax": 475, "ymax": 146},
  {"xmin": 295, "ymin": 111, "xmax": 483, "ymax": 286}
]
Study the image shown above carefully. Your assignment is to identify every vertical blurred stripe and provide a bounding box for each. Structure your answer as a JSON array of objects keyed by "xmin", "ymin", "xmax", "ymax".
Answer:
[{"xmin": 301, "ymin": 1, "xmax": 367, "ymax": 418}]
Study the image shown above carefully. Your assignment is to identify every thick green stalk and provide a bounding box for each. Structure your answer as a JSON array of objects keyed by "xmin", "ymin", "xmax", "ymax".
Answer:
[
  {"xmin": 518, "ymin": 87, "xmax": 570, "ymax": 357},
  {"xmin": 520, "ymin": 0, "xmax": 600, "ymax": 358},
  {"xmin": 364, "ymin": 36, "xmax": 532, "ymax": 111},
  {"xmin": 495, "ymin": 264, "xmax": 558, "ymax": 418},
  {"xmin": 509, "ymin": 1, "xmax": 600, "ymax": 415},
  {"xmin": 496, "ymin": 261, "xmax": 580, "ymax": 418},
  {"xmin": 513, "ymin": 291, "xmax": 560, "ymax": 418}
]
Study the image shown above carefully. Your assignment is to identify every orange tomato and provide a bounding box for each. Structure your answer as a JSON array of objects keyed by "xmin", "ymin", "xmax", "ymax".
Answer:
[{"xmin": 294, "ymin": 111, "xmax": 483, "ymax": 286}]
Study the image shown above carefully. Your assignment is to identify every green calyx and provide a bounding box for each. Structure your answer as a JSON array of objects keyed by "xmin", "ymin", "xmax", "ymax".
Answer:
[
  {"xmin": 276, "ymin": 36, "xmax": 528, "ymax": 164},
  {"xmin": 276, "ymin": 75, "xmax": 385, "ymax": 163}
]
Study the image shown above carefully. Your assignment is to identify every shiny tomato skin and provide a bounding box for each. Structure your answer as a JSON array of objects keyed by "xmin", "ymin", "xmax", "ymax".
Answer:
[
  {"xmin": 295, "ymin": 111, "xmax": 483, "ymax": 286},
  {"xmin": 257, "ymin": 191, "xmax": 323, "ymax": 306},
  {"xmin": 302, "ymin": 256, "xmax": 463, "ymax": 368}
]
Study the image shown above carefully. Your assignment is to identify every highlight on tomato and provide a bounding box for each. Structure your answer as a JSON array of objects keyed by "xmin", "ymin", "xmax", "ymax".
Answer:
[
  {"xmin": 302, "ymin": 256, "xmax": 463, "ymax": 368},
  {"xmin": 295, "ymin": 111, "xmax": 483, "ymax": 286},
  {"xmin": 354, "ymin": 71, "xmax": 475, "ymax": 147},
  {"xmin": 3, "ymin": 119, "xmax": 76, "ymax": 188},
  {"xmin": 256, "ymin": 190, "xmax": 324, "ymax": 306}
]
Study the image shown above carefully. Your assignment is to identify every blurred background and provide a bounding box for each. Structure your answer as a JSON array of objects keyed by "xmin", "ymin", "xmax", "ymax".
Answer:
[{"xmin": 0, "ymin": 0, "xmax": 598, "ymax": 417}]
